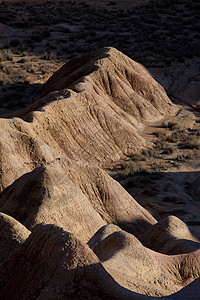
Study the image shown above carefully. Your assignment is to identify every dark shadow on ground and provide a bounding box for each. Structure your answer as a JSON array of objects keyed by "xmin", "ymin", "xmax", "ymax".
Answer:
[
  {"xmin": 0, "ymin": 82, "xmax": 42, "ymax": 118},
  {"xmin": 117, "ymin": 218, "xmax": 154, "ymax": 238}
]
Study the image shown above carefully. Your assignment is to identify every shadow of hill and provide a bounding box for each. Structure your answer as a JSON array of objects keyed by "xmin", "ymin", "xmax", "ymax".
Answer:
[
  {"xmin": 117, "ymin": 218, "xmax": 153, "ymax": 238},
  {"xmin": 0, "ymin": 82, "xmax": 42, "ymax": 118}
]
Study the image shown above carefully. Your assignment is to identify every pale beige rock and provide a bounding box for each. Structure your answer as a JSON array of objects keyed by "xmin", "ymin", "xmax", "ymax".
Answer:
[
  {"xmin": 0, "ymin": 223, "xmax": 152, "ymax": 300},
  {"xmin": 0, "ymin": 159, "xmax": 156, "ymax": 243},
  {"xmin": 42, "ymin": 47, "xmax": 176, "ymax": 124}
]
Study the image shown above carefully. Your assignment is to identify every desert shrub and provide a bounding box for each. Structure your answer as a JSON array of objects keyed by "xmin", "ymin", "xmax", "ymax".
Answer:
[
  {"xmin": 162, "ymin": 147, "xmax": 173, "ymax": 155},
  {"xmin": 24, "ymin": 63, "xmax": 36, "ymax": 73},
  {"xmin": 154, "ymin": 140, "xmax": 170, "ymax": 152},
  {"xmin": 10, "ymin": 39, "xmax": 20, "ymax": 47},
  {"xmin": 182, "ymin": 136, "xmax": 200, "ymax": 150},
  {"xmin": 121, "ymin": 161, "xmax": 141, "ymax": 176},
  {"xmin": 120, "ymin": 161, "xmax": 148, "ymax": 177},
  {"xmin": 175, "ymin": 153, "xmax": 192, "ymax": 162},
  {"xmin": 142, "ymin": 148, "xmax": 158, "ymax": 158},
  {"xmin": 162, "ymin": 121, "xmax": 178, "ymax": 130},
  {"xmin": 176, "ymin": 154, "xmax": 186, "ymax": 162},
  {"xmin": 165, "ymin": 133, "xmax": 179, "ymax": 143},
  {"xmin": 166, "ymin": 130, "xmax": 187, "ymax": 143},
  {"xmin": 162, "ymin": 195, "xmax": 178, "ymax": 203},
  {"xmin": 131, "ymin": 153, "xmax": 145, "ymax": 161},
  {"xmin": 42, "ymin": 51, "xmax": 56, "ymax": 61},
  {"xmin": 152, "ymin": 161, "xmax": 167, "ymax": 172},
  {"xmin": 152, "ymin": 131, "xmax": 166, "ymax": 139},
  {"xmin": 0, "ymin": 49, "xmax": 14, "ymax": 62},
  {"xmin": 0, "ymin": 67, "xmax": 27, "ymax": 85},
  {"xmin": 17, "ymin": 42, "xmax": 27, "ymax": 55}
]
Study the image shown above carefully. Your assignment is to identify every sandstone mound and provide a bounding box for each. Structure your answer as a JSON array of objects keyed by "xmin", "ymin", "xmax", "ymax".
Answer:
[
  {"xmin": 1, "ymin": 223, "xmax": 199, "ymax": 300},
  {"xmin": 0, "ymin": 48, "xmax": 176, "ymax": 190},
  {"xmin": 0, "ymin": 212, "xmax": 30, "ymax": 263},
  {"xmin": 140, "ymin": 216, "xmax": 200, "ymax": 255},
  {"xmin": 1, "ymin": 48, "xmax": 195, "ymax": 298},
  {"xmin": 0, "ymin": 159, "xmax": 156, "ymax": 242},
  {"xmin": 42, "ymin": 47, "xmax": 175, "ymax": 123},
  {"xmin": 90, "ymin": 224, "xmax": 200, "ymax": 297},
  {"xmin": 0, "ymin": 223, "xmax": 140, "ymax": 300},
  {"xmin": 88, "ymin": 224, "xmax": 122, "ymax": 250}
]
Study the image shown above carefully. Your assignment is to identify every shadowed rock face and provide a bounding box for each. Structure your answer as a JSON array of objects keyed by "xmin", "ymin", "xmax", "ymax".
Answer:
[
  {"xmin": 0, "ymin": 223, "xmax": 124, "ymax": 300},
  {"xmin": 0, "ymin": 212, "xmax": 30, "ymax": 263}
]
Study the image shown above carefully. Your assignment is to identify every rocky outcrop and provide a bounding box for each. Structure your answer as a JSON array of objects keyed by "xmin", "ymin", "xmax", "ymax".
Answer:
[
  {"xmin": 1, "ymin": 223, "xmax": 200, "ymax": 299},
  {"xmin": 1, "ymin": 48, "xmax": 197, "ymax": 299},
  {"xmin": 0, "ymin": 223, "xmax": 151, "ymax": 300},
  {"xmin": 0, "ymin": 48, "xmax": 177, "ymax": 191},
  {"xmin": 42, "ymin": 47, "xmax": 175, "ymax": 123},
  {"xmin": 140, "ymin": 216, "xmax": 200, "ymax": 255}
]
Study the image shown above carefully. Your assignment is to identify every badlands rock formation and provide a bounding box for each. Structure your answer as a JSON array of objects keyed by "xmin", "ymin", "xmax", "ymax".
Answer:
[
  {"xmin": 0, "ymin": 160, "xmax": 156, "ymax": 242},
  {"xmin": 0, "ymin": 48, "xmax": 176, "ymax": 189},
  {"xmin": 0, "ymin": 48, "xmax": 199, "ymax": 299},
  {"xmin": 1, "ymin": 223, "xmax": 139, "ymax": 300},
  {"xmin": 90, "ymin": 224, "xmax": 200, "ymax": 296},
  {"xmin": 140, "ymin": 216, "xmax": 200, "ymax": 255},
  {"xmin": 1, "ymin": 223, "xmax": 200, "ymax": 299}
]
